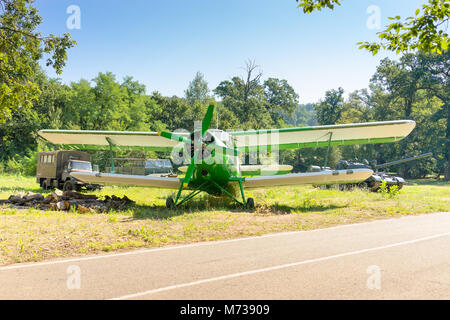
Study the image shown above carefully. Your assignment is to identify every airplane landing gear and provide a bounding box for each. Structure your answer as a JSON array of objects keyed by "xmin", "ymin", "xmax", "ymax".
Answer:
[
  {"xmin": 246, "ymin": 198, "xmax": 255, "ymax": 209},
  {"xmin": 166, "ymin": 197, "xmax": 175, "ymax": 209}
]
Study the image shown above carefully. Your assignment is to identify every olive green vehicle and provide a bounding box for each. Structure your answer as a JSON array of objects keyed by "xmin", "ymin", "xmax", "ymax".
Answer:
[{"xmin": 36, "ymin": 151, "xmax": 101, "ymax": 191}]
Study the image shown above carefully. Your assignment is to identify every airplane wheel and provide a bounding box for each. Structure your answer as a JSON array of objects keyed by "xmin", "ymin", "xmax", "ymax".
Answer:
[
  {"xmin": 166, "ymin": 197, "xmax": 175, "ymax": 209},
  {"xmin": 246, "ymin": 198, "xmax": 255, "ymax": 210}
]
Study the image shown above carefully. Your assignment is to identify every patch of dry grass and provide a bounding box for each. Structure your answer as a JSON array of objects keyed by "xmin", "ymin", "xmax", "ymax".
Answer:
[{"xmin": 0, "ymin": 175, "xmax": 449, "ymax": 265}]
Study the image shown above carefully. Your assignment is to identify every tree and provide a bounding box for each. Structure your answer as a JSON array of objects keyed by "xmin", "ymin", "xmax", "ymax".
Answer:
[
  {"xmin": 65, "ymin": 79, "xmax": 97, "ymax": 130},
  {"xmin": 185, "ymin": 72, "xmax": 210, "ymax": 105},
  {"xmin": 0, "ymin": 0, "xmax": 75, "ymax": 122},
  {"xmin": 314, "ymin": 87, "xmax": 345, "ymax": 125},
  {"xmin": 296, "ymin": 0, "xmax": 449, "ymax": 55},
  {"xmin": 149, "ymin": 92, "xmax": 205, "ymax": 131},
  {"xmin": 264, "ymin": 78, "xmax": 299, "ymax": 125},
  {"xmin": 411, "ymin": 51, "xmax": 449, "ymax": 179},
  {"xmin": 285, "ymin": 103, "xmax": 318, "ymax": 127},
  {"xmin": 121, "ymin": 76, "xmax": 148, "ymax": 131},
  {"xmin": 214, "ymin": 60, "xmax": 299, "ymax": 129},
  {"xmin": 91, "ymin": 72, "xmax": 129, "ymax": 130},
  {"xmin": 214, "ymin": 60, "xmax": 272, "ymax": 129},
  {"xmin": 0, "ymin": 67, "xmax": 70, "ymax": 161}
]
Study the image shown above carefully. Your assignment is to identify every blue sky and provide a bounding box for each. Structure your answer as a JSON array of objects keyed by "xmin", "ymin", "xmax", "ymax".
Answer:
[{"xmin": 36, "ymin": 0, "xmax": 426, "ymax": 103}]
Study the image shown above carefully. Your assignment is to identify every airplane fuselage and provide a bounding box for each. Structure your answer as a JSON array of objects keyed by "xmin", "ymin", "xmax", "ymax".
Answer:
[{"xmin": 186, "ymin": 129, "xmax": 241, "ymax": 196}]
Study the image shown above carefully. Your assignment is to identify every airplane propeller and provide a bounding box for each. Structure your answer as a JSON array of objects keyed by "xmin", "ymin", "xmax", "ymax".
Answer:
[{"xmin": 157, "ymin": 103, "xmax": 240, "ymax": 187}]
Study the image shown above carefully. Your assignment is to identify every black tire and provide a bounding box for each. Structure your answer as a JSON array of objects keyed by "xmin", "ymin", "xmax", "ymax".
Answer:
[
  {"xmin": 246, "ymin": 197, "xmax": 255, "ymax": 209},
  {"xmin": 41, "ymin": 180, "xmax": 48, "ymax": 191},
  {"xmin": 357, "ymin": 182, "xmax": 368, "ymax": 190},
  {"xmin": 166, "ymin": 197, "xmax": 175, "ymax": 209},
  {"xmin": 63, "ymin": 180, "xmax": 75, "ymax": 192}
]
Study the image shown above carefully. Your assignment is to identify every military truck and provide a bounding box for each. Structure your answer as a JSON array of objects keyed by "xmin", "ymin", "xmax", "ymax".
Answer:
[
  {"xmin": 36, "ymin": 151, "xmax": 101, "ymax": 191},
  {"xmin": 320, "ymin": 153, "xmax": 433, "ymax": 192}
]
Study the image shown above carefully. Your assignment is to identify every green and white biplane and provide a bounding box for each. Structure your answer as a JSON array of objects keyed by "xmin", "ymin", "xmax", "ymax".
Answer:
[{"xmin": 38, "ymin": 103, "xmax": 415, "ymax": 208}]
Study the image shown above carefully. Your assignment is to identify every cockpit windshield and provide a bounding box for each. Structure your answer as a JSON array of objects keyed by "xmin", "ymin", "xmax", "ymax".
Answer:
[{"xmin": 208, "ymin": 130, "xmax": 234, "ymax": 149}]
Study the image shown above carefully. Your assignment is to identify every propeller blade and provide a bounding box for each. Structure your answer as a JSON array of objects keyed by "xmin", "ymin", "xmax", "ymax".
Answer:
[
  {"xmin": 201, "ymin": 103, "xmax": 215, "ymax": 136},
  {"xmin": 182, "ymin": 154, "xmax": 197, "ymax": 187},
  {"xmin": 158, "ymin": 131, "xmax": 192, "ymax": 144}
]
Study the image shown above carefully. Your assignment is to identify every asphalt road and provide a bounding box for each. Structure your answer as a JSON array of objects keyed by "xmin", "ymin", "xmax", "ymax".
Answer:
[{"xmin": 1, "ymin": 212, "xmax": 450, "ymax": 300}]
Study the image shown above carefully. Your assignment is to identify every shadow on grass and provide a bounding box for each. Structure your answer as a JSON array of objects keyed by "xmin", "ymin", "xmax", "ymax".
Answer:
[
  {"xmin": 123, "ymin": 194, "xmax": 240, "ymax": 221},
  {"xmin": 0, "ymin": 186, "xmax": 44, "ymax": 194},
  {"xmin": 254, "ymin": 203, "xmax": 346, "ymax": 215},
  {"xmin": 123, "ymin": 195, "xmax": 348, "ymax": 220}
]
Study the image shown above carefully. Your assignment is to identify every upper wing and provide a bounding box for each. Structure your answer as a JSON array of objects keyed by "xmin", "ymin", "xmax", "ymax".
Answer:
[
  {"xmin": 70, "ymin": 172, "xmax": 181, "ymax": 189},
  {"xmin": 38, "ymin": 130, "xmax": 188, "ymax": 152},
  {"xmin": 230, "ymin": 120, "xmax": 416, "ymax": 152},
  {"xmin": 243, "ymin": 169, "xmax": 373, "ymax": 189}
]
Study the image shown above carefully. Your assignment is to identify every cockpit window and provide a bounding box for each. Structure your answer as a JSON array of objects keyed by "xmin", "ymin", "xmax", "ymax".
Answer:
[{"xmin": 208, "ymin": 130, "xmax": 234, "ymax": 149}]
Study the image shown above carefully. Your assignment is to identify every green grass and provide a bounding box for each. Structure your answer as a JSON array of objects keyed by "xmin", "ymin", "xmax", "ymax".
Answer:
[{"xmin": 0, "ymin": 174, "xmax": 449, "ymax": 265}]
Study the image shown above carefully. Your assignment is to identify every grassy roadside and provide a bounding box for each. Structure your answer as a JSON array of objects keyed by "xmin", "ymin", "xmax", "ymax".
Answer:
[{"xmin": 0, "ymin": 174, "xmax": 449, "ymax": 265}]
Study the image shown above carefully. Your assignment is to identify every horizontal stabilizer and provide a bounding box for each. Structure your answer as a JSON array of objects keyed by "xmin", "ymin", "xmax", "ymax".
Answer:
[
  {"xmin": 243, "ymin": 169, "xmax": 373, "ymax": 189},
  {"xmin": 70, "ymin": 172, "xmax": 181, "ymax": 189}
]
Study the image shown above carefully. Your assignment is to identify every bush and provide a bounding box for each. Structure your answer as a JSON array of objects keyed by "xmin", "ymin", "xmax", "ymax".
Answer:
[
  {"xmin": 378, "ymin": 181, "xmax": 401, "ymax": 198},
  {"xmin": 0, "ymin": 151, "xmax": 38, "ymax": 176}
]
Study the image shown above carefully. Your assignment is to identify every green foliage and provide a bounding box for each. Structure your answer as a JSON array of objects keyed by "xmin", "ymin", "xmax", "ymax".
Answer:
[
  {"xmin": 296, "ymin": 0, "xmax": 341, "ymax": 13},
  {"xmin": 378, "ymin": 181, "xmax": 401, "ymax": 198},
  {"xmin": 0, "ymin": 53, "xmax": 447, "ymax": 180},
  {"xmin": 185, "ymin": 72, "xmax": 211, "ymax": 105},
  {"xmin": 297, "ymin": 0, "xmax": 449, "ymax": 55},
  {"xmin": 284, "ymin": 103, "xmax": 317, "ymax": 127},
  {"xmin": 1, "ymin": 149, "xmax": 37, "ymax": 176},
  {"xmin": 358, "ymin": 0, "xmax": 449, "ymax": 55},
  {"xmin": 314, "ymin": 87, "xmax": 345, "ymax": 125},
  {"xmin": 214, "ymin": 61, "xmax": 298, "ymax": 129},
  {"xmin": 0, "ymin": 0, "xmax": 76, "ymax": 122}
]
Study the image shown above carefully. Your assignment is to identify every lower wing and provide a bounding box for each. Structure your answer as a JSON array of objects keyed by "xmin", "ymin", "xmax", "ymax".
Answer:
[
  {"xmin": 70, "ymin": 172, "xmax": 181, "ymax": 189},
  {"xmin": 243, "ymin": 169, "xmax": 373, "ymax": 189}
]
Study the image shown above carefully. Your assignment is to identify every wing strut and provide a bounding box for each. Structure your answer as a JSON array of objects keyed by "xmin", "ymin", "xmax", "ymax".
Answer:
[
  {"xmin": 105, "ymin": 137, "xmax": 115, "ymax": 173},
  {"xmin": 323, "ymin": 132, "xmax": 333, "ymax": 168}
]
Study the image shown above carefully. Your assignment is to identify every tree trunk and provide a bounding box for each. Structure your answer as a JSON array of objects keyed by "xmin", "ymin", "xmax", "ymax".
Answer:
[{"xmin": 445, "ymin": 103, "xmax": 450, "ymax": 181}]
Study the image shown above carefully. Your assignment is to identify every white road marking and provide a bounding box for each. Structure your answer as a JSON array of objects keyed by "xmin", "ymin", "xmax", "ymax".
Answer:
[
  {"xmin": 0, "ymin": 212, "xmax": 448, "ymax": 271},
  {"xmin": 111, "ymin": 231, "xmax": 450, "ymax": 300}
]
